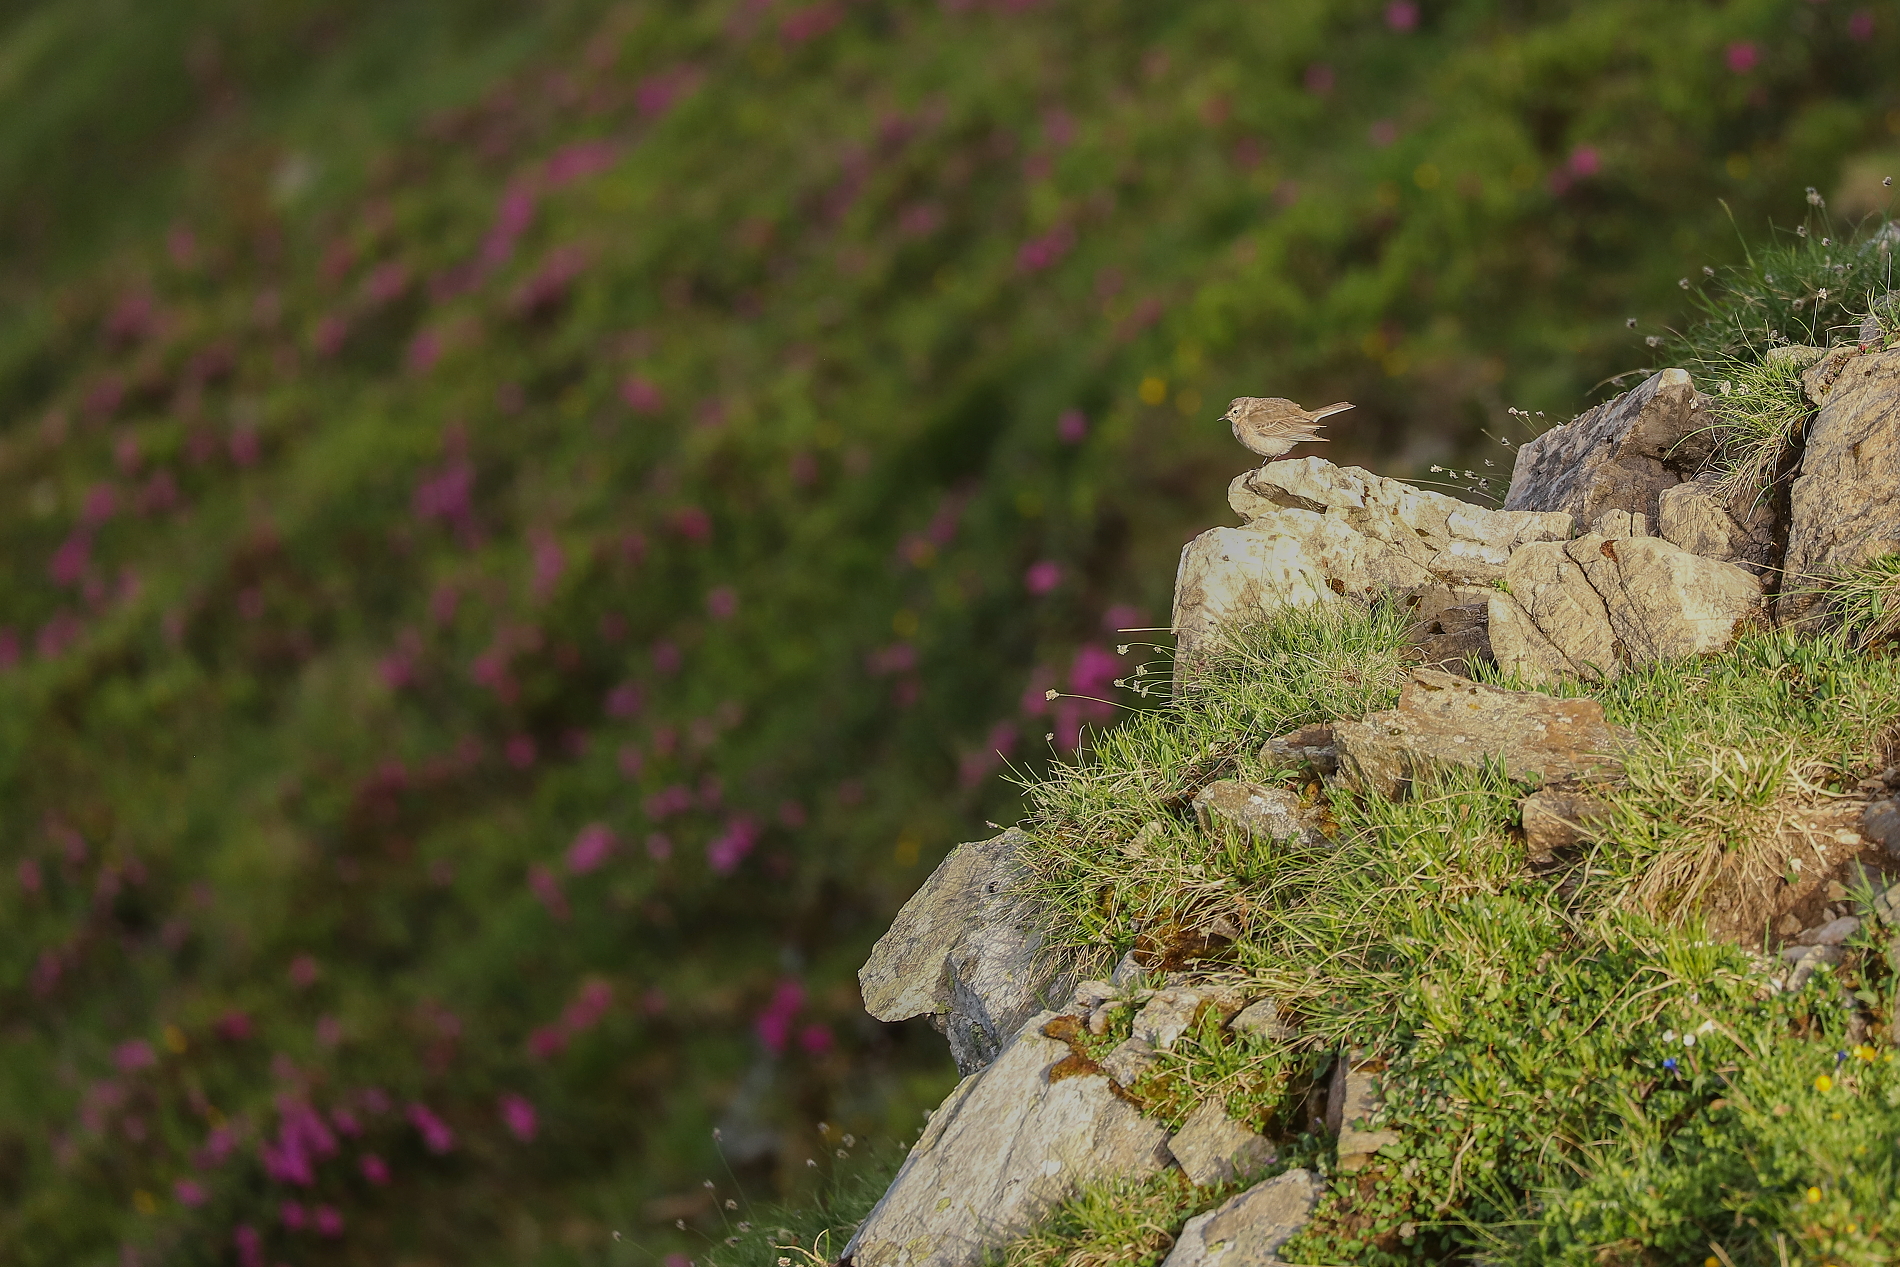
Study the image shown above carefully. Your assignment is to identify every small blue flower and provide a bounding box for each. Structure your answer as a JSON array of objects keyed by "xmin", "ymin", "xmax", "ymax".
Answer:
[
  {"xmin": 1836, "ymin": 1050, "xmax": 1848, "ymax": 1066},
  {"xmin": 1662, "ymin": 1058, "xmax": 1678, "ymax": 1073}
]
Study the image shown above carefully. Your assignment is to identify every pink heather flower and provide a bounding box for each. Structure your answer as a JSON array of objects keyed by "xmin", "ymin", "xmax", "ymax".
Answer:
[
  {"xmin": 1849, "ymin": 8, "xmax": 1874, "ymax": 39},
  {"xmin": 505, "ymin": 734, "xmax": 537, "ymax": 769},
  {"xmin": 407, "ymin": 329, "xmax": 444, "ymax": 376},
  {"xmin": 1232, "ymin": 136, "xmax": 1264, "ymax": 169},
  {"xmin": 228, "ymin": 425, "xmax": 260, "ymax": 468},
  {"xmin": 81, "ymin": 483, "xmax": 117, "ymax": 527},
  {"xmin": 528, "ymin": 1026, "xmax": 568, "ymax": 1060},
  {"xmin": 530, "ymin": 530, "xmax": 566, "ymax": 599},
  {"xmin": 312, "ymin": 313, "xmax": 349, "ymax": 358},
  {"xmin": 1056, "ymin": 409, "xmax": 1087, "ymax": 443},
  {"xmin": 652, "ymin": 641, "xmax": 683, "ymax": 675},
  {"xmin": 544, "ymin": 140, "xmax": 618, "ymax": 187},
  {"xmin": 0, "ymin": 628, "xmax": 19, "ymax": 671},
  {"xmin": 233, "ymin": 1226, "xmax": 264, "ymax": 1267},
  {"xmin": 618, "ymin": 744, "xmax": 644, "ymax": 778},
  {"xmin": 17, "ymin": 858, "xmax": 41, "ymax": 894},
  {"xmin": 645, "ymin": 832, "xmax": 673, "ymax": 861},
  {"xmin": 430, "ymin": 584, "xmax": 460, "ymax": 625},
  {"xmin": 499, "ymin": 1093, "xmax": 539, "ymax": 1142},
  {"xmin": 620, "ymin": 375, "xmax": 665, "ymax": 414},
  {"xmin": 481, "ymin": 184, "xmax": 538, "ymax": 269},
  {"xmin": 528, "ymin": 864, "xmax": 569, "ymax": 920},
  {"xmin": 379, "ymin": 651, "xmax": 415, "ymax": 691},
  {"xmin": 567, "ymin": 823, "xmax": 617, "ymax": 874},
  {"xmin": 1385, "ymin": 0, "xmax": 1418, "ymax": 29},
  {"xmin": 780, "ymin": 2, "xmax": 843, "ymax": 44},
  {"xmin": 406, "ymin": 1103, "xmax": 456, "ymax": 1154},
  {"xmin": 1042, "ymin": 107, "xmax": 1077, "ymax": 149},
  {"xmin": 216, "ymin": 1011, "xmax": 253, "ymax": 1042},
  {"xmin": 281, "ymin": 1200, "xmax": 308, "ymax": 1229},
  {"xmin": 363, "ymin": 260, "xmax": 409, "ymax": 306},
  {"xmin": 316, "ymin": 1015, "xmax": 343, "ymax": 1047},
  {"xmin": 168, "ymin": 226, "xmax": 198, "ymax": 269},
  {"xmin": 706, "ymin": 585, "xmax": 739, "ymax": 621},
  {"xmin": 706, "ymin": 816, "xmax": 762, "ymax": 874},
  {"xmin": 1569, "ymin": 145, "xmax": 1601, "ymax": 177},
  {"xmin": 564, "ymin": 980, "xmax": 614, "ymax": 1032},
  {"xmin": 314, "ymin": 1205, "xmax": 344, "ymax": 1237},
  {"xmin": 1369, "ymin": 119, "xmax": 1398, "ymax": 147},
  {"xmin": 329, "ymin": 1109, "xmax": 361, "ymax": 1137},
  {"xmin": 172, "ymin": 1178, "xmax": 208, "ymax": 1207},
  {"xmin": 195, "ymin": 1125, "xmax": 236, "ymax": 1170},
  {"xmin": 670, "ymin": 506, "xmax": 711, "ymax": 542},
  {"xmin": 359, "ymin": 1152, "xmax": 391, "ymax": 1185},
  {"xmin": 1015, "ymin": 223, "xmax": 1076, "ymax": 273},
  {"xmin": 635, "ymin": 66, "xmax": 698, "ymax": 118},
  {"xmin": 48, "ymin": 533, "xmax": 91, "ymax": 586},
  {"xmin": 115, "ymin": 1040, "xmax": 156, "ymax": 1072},
  {"xmin": 289, "ymin": 955, "xmax": 320, "ymax": 989},
  {"xmin": 755, "ymin": 980, "xmax": 805, "ymax": 1055},
  {"xmin": 412, "ymin": 459, "xmax": 475, "ymax": 531},
  {"xmin": 1024, "ymin": 561, "xmax": 1063, "ymax": 596},
  {"xmin": 778, "ymin": 800, "xmax": 808, "ymax": 828},
  {"xmin": 1069, "ymin": 644, "xmax": 1121, "ymax": 699},
  {"xmin": 1726, "ymin": 41, "xmax": 1758, "ymax": 74},
  {"xmin": 798, "ymin": 1023, "xmax": 835, "ymax": 1055},
  {"xmin": 1303, "ymin": 63, "xmax": 1335, "ymax": 94},
  {"xmin": 605, "ymin": 682, "xmax": 642, "ymax": 719}
]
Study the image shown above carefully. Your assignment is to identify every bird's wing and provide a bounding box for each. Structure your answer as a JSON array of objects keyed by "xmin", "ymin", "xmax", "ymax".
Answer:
[{"xmin": 1306, "ymin": 401, "xmax": 1356, "ymax": 421}]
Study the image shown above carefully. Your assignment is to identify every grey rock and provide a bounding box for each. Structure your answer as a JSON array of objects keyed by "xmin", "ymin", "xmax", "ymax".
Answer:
[
  {"xmin": 1868, "ymin": 799, "xmax": 1900, "ymax": 858},
  {"xmin": 1503, "ymin": 368, "xmax": 1716, "ymax": 527},
  {"xmin": 858, "ymin": 829, "xmax": 1074, "ymax": 1075},
  {"xmin": 1871, "ymin": 879, "xmax": 1900, "ymax": 925},
  {"xmin": 843, "ymin": 1012, "xmax": 1172, "ymax": 1267},
  {"xmin": 1795, "ymin": 916, "xmax": 1861, "ymax": 947},
  {"xmin": 1325, "ymin": 1051, "xmax": 1400, "ymax": 1174},
  {"xmin": 1783, "ymin": 349, "xmax": 1900, "ymax": 624},
  {"xmin": 1260, "ymin": 725, "xmax": 1338, "ymax": 777},
  {"xmin": 1657, "ymin": 476, "xmax": 1783, "ymax": 577},
  {"xmin": 1763, "ymin": 344, "xmax": 1830, "ymax": 374},
  {"xmin": 1130, "ymin": 985, "xmax": 1240, "ymax": 1051},
  {"xmin": 1193, "ymin": 780, "xmax": 1327, "ymax": 847},
  {"xmin": 1160, "ymin": 1169, "xmax": 1325, "ymax": 1267},
  {"xmin": 1521, "ymin": 788, "xmax": 1614, "ymax": 858},
  {"xmin": 1783, "ymin": 943, "xmax": 1845, "ymax": 992},
  {"xmin": 1332, "ymin": 668, "xmax": 1626, "ymax": 799},
  {"xmin": 1487, "ymin": 534, "xmax": 1763, "ymax": 685},
  {"xmin": 1229, "ymin": 997, "xmax": 1298, "ymax": 1043},
  {"xmin": 1100, "ymin": 1036, "xmax": 1160, "ymax": 1086},
  {"xmin": 1168, "ymin": 1100, "xmax": 1277, "ymax": 1186}
]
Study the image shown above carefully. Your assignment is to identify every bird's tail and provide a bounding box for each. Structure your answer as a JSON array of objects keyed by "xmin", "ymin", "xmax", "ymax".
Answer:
[{"xmin": 1308, "ymin": 401, "xmax": 1356, "ymax": 421}]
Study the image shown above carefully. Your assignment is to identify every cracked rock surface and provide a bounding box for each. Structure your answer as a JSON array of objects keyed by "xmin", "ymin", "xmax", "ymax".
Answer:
[
  {"xmin": 1159, "ymin": 1169, "xmax": 1324, "ymax": 1267},
  {"xmin": 1782, "ymin": 349, "xmax": 1900, "ymax": 625},
  {"xmin": 1486, "ymin": 533, "xmax": 1762, "ymax": 685},
  {"xmin": 842, "ymin": 1012, "xmax": 1171, "ymax": 1267},
  {"xmin": 857, "ymin": 829, "xmax": 1074, "ymax": 1075}
]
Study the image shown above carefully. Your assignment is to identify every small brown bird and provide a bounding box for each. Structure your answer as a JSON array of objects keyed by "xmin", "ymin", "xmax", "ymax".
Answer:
[{"xmin": 1223, "ymin": 397, "xmax": 1354, "ymax": 461}]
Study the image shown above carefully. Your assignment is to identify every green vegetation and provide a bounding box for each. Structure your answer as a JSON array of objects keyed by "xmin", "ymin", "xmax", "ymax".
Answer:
[
  {"xmin": 1, "ymin": 0, "xmax": 1898, "ymax": 1262},
  {"xmin": 1007, "ymin": 606, "xmax": 1900, "ymax": 1267}
]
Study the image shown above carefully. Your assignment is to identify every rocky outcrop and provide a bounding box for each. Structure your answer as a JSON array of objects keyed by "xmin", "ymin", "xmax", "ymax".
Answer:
[
  {"xmin": 1503, "ymin": 368, "xmax": 1716, "ymax": 527},
  {"xmin": 1332, "ymin": 668, "xmax": 1626, "ymax": 799},
  {"xmin": 1172, "ymin": 460, "xmax": 1570, "ymax": 669},
  {"xmin": 858, "ymin": 829, "xmax": 1074, "ymax": 1075},
  {"xmin": 1781, "ymin": 349, "xmax": 1900, "ymax": 624},
  {"xmin": 1521, "ymin": 788, "xmax": 1614, "ymax": 858},
  {"xmin": 842, "ymin": 1012, "xmax": 1172, "ymax": 1267},
  {"xmin": 1159, "ymin": 1170, "xmax": 1324, "ymax": 1267},
  {"xmin": 1486, "ymin": 533, "xmax": 1763, "ymax": 685}
]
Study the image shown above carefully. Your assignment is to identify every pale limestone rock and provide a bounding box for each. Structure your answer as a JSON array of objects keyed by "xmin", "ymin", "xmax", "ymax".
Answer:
[
  {"xmin": 857, "ymin": 829, "xmax": 1072, "ymax": 1075},
  {"xmin": 1171, "ymin": 522, "xmax": 1354, "ymax": 671},
  {"xmin": 1405, "ymin": 601, "xmax": 1491, "ymax": 676},
  {"xmin": 1099, "ymin": 984, "xmax": 1243, "ymax": 1087},
  {"xmin": 1763, "ymin": 343, "xmax": 1829, "ymax": 374},
  {"xmin": 1503, "ymin": 368, "xmax": 1716, "ymax": 526},
  {"xmin": 1159, "ymin": 1169, "xmax": 1324, "ymax": 1267},
  {"xmin": 1332, "ymin": 668, "xmax": 1626, "ymax": 799},
  {"xmin": 1325, "ymin": 1051, "xmax": 1400, "ymax": 1174},
  {"xmin": 1487, "ymin": 534, "xmax": 1762, "ymax": 685},
  {"xmin": 1782, "ymin": 349, "xmax": 1900, "ymax": 625},
  {"xmin": 1168, "ymin": 1100, "xmax": 1277, "ymax": 1186},
  {"xmin": 843, "ymin": 1013, "xmax": 1172, "ymax": 1267},
  {"xmin": 1232, "ymin": 459, "xmax": 1573, "ymax": 585},
  {"xmin": 1259, "ymin": 725, "xmax": 1337, "ymax": 777},
  {"xmin": 1657, "ymin": 476, "xmax": 1781, "ymax": 576},
  {"xmin": 1192, "ymin": 780, "xmax": 1327, "ymax": 847}
]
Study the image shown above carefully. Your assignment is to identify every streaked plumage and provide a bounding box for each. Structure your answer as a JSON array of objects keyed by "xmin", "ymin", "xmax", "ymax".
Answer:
[{"xmin": 1224, "ymin": 397, "xmax": 1354, "ymax": 460}]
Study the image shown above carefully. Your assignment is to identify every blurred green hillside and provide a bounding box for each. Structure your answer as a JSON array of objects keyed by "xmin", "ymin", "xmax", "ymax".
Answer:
[{"xmin": 0, "ymin": 1, "xmax": 1893, "ymax": 1263}]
